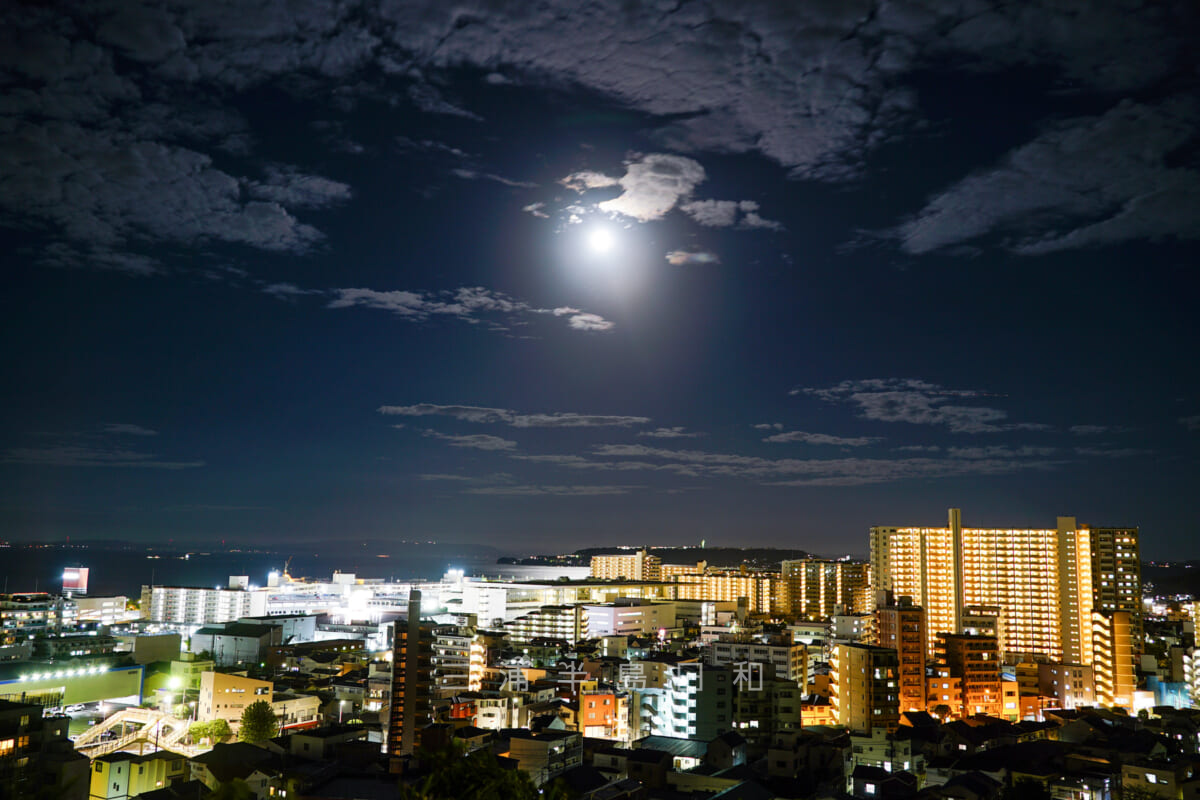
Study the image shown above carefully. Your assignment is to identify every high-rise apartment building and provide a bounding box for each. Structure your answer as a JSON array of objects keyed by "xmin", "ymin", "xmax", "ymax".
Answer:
[
  {"xmin": 387, "ymin": 591, "xmax": 434, "ymax": 764},
  {"xmin": 874, "ymin": 595, "xmax": 926, "ymax": 713},
  {"xmin": 869, "ymin": 509, "xmax": 1141, "ymax": 663},
  {"xmin": 590, "ymin": 550, "xmax": 662, "ymax": 581},
  {"xmin": 780, "ymin": 559, "xmax": 870, "ymax": 619},
  {"xmin": 1092, "ymin": 610, "xmax": 1135, "ymax": 708}
]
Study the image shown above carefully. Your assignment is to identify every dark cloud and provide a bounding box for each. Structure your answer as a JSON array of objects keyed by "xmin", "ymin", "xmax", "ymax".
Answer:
[
  {"xmin": 379, "ymin": 404, "xmax": 650, "ymax": 428},
  {"xmin": 424, "ymin": 431, "xmax": 518, "ymax": 451},
  {"xmin": 800, "ymin": 379, "xmax": 1050, "ymax": 434},
  {"xmin": 1, "ymin": 445, "xmax": 203, "ymax": 469},
  {"xmin": 895, "ymin": 99, "xmax": 1200, "ymax": 255},
  {"xmin": 763, "ymin": 431, "xmax": 878, "ymax": 446},
  {"xmin": 103, "ymin": 424, "xmax": 158, "ymax": 436}
]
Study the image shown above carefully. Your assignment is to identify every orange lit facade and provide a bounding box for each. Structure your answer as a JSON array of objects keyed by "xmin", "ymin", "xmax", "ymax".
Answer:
[{"xmin": 870, "ymin": 510, "xmax": 1140, "ymax": 664}]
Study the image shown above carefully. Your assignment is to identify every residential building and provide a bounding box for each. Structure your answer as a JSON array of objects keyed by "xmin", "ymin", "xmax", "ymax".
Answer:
[
  {"xmin": 869, "ymin": 508, "xmax": 1141, "ymax": 662},
  {"xmin": 585, "ymin": 599, "xmax": 675, "ymax": 638},
  {"xmin": 707, "ymin": 636, "xmax": 808, "ymax": 683},
  {"xmin": 781, "ymin": 559, "xmax": 871, "ymax": 620},
  {"xmin": 1092, "ymin": 610, "xmax": 1135, "ymax": 709},
  {"xmin": 142, "ymin": 582, "xmax": 268, "ymax": 626},
  {"xmin": 651, "ymin": 664, "xmax": 734, "ymax": 741},
  {"xmin": 936, "ymin": 633, "xmax": 1001, "ymax": 718},
  {"xmin": 89, "ymin": 750, "xmax": 189, "ymax": 800},
  {"xmin": 0, "ymin": 593, "xmax": 74, "ymax": 644},
  {"xmin": 1038, "ymin": 663, "xmax": 1096, "ymax": 710},
  {"xmin": 831, "ymin": 643, "xmax": 900, "ymax": 733},
  {"xmin": 0, "ymin": 699, "xmax": 88, "ymax": 800},
  {"xmin": 386, "ymin": 590, "xmax": 434, "ymax": 762},
  {"xmin": 580, "ymin": 691, "xmax": 631, "ymax": 742},
  {"xmin": 875, "ymin": 595, "xmax": 926, "ymax": 713},
  {"xmin": 504, "ymin": 606, "xmax": 587, "ymax": 643},
  {"xmin": 590, "ymin": 550, "xmax": 662, "ymax": 582}
]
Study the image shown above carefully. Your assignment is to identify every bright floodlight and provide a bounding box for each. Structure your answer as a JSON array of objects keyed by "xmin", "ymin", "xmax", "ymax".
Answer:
[{"xmin": 588, "ymin": 228, "xmax": 615, "ymax": 253}]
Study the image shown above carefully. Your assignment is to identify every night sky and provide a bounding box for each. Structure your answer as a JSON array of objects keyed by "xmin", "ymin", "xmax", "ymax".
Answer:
[{"xmin": 2, "ymin": 1, "xmax": 1198, "ymax": 557}]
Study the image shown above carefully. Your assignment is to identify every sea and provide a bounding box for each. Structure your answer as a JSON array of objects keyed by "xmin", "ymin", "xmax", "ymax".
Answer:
[{"xmin": 0, "ymin": 543, "xmax": 520, "ymax": 598}]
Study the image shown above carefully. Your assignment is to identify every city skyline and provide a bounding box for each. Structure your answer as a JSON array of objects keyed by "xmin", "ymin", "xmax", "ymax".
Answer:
[{"xmin": 2, "ymin": 2, "xmax": 1198, "ymax": 555}]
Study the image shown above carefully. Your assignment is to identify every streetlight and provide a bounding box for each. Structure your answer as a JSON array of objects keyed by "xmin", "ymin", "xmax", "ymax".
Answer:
[{"xmin": 339, "ymin": 700, "xmax": 346, "ymax": 724}]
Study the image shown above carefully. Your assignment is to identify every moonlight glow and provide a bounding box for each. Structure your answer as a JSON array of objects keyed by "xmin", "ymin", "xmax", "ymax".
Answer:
[{"xmin": 587, "ymin": 228, "xmax": 615, "ymax": 253}]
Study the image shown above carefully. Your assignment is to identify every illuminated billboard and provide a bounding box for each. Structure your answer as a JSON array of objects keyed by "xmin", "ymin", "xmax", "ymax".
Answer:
[{"xmin": 62, "ymin": 567, "xmax": 89, "ymax": 594}]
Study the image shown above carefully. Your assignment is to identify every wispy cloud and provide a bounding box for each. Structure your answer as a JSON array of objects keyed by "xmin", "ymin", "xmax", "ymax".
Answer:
[
  {"xmin": 763, "ymin": 431, "xmax": 879, "ymax": 446},
  {"xmin": 324, "ymin": 286, "xmax": 614, "ymax": 332},
  {"xmin": 1180, "ymin": 415, "xmax": 1200, "ymax": 431},
  {"xmin": 1, "ymin": 445, "xmax": 203, "ymax": 469},
  {"xmin": 465, "ymin": 484, "xmax": 636, "ymax": 496},
  {"xmin": 680, "ymin": 199, "xmax": 783, "ymax": 230},
  {"xmin": 665, "ymin": 250, "xmax": 720, "ymax": 266},
  {"xmin": 103, "ymin": 423, "xmax": 158, "ymax": 436},
  {"xmin": 380, "ymin": 404, "xmax": 650, "ymax": 428},
  {"xmin": 452, "ymin": 168, "xmax": 537, "ymax": 188},
  {"xmin": 799, "ymin": 379, "xmax": 1050, "ymax": 434},
  {"xmin": 520, "ymin": 443, "xmax": 1065, "ymax": 487},
  {"xmin": 638, "ymin": 427, "xmax": 705, "ymax": 439},
  {"xmin": 424, "ymin": 431, "xmax": 518, "ymax": 451}
]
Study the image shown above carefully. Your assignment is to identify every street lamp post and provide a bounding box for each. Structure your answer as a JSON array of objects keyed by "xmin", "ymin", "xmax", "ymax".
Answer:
[{"xmin": 339, "ymin": 700, "xmax": 345, "ymax": 724}]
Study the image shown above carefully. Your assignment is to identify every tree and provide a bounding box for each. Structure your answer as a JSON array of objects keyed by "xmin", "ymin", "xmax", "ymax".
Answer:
[
  {"xmin": 188, "ymin": 721, "xmax": 210, "ymax": 744},
  {"xmin": 238, "ymin": 700, "xmax": 279, "ymax": 743},
  {"xmin": 209, "ymin": 718, "xmax": 233, "ymax": 743}
]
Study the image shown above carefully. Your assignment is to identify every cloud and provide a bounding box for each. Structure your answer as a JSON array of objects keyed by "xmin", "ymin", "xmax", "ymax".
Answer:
[
  {"xmin": 38, "ymin": 244, "xmax": 163, "ymax": 276},
  {"xmin": 665, "ymin": 250, "xmax": 720, "ymax": 266},
  {"xmin": 379, "ymin": 404, "xmax": 650, "ymax": 428},
  {"xmin": 894, "ymin": 98, "xmax": 1200, "ymax": 255},
  {"xmin": 1, "ymin": 445, "xmax": 203, "ymax": 469},
  {"xmin": 1179, "ymin": 416, "xmax": 1200, "ymax": 431},
  {"xmin": 424, "ymin": 431, "xmax": 518, "ymax": 451},
  {"xmin": 593, "ymin": 154, "xmax": 707, "ymax": 222},
  {"xmin": 1069, "ymin": 425, "xmax": 1110, "ymax": 436},
  {"xmin": 3, "ymin": 0, "xmax": 1191, "ymax": 277},
  {"xmin": 523, "ymin": 202, "xmax": 550, "ymax": 218},
  {"xmin": 552, "ymin": 307, "xmax": 614, "ymax": 331},
  {"xmin": 946, "ymin": 446, "xmax": 1057, "ymax": 459},
  {"xmin": 800, "ymin": 379, "xmax": 1050, "ymax": 434},
  {"xmin": 247, "ymin": 166, "xmax": 352, "ymax": 208},
  {"xmin": 560, "ymin": 171, "xmax": 620, "ymax": 193},
  {"xmin": 763, "ymin": 431, "xmax": 878, "ymax": 446},
  {"xmin": 753, "ymin": 423, "xmax": 783, "ymax": 431},
  {"xmin": 680, "ymin": 200, "xmax": 783, "ymax": 231},
  {"xmin": 1074, "ymin": 446, "xmax": 1152, "ymax": 459},
  {"xmin": 262, "ymin": 282, "xmax": 320, "ymax": 299},
  {"xmin": 407, "ymin": 81, "xmax": 482, "ymax": 120},
  {"xmin": 452, "ymin": 168, "xmax": 537, "ymax": 188},
  {"xmin": 103, "ymin": 424, "xmax": 158, "ymax": 436},
  {"xmin": 465, "ymin": 484, "xmax": 635, "ymax": 496},
  {"xmin": 327, "ymin": 286, "xmax": 612, "ymax": 332},
  {"xmin": 638, "ymin": 427, "xmax": 705, "ymax": 439},
  {"xmin": 544, "ymin": 443, "xmax": 1065, "ymax": 486},
  {"xmin": 564, "ymin": 312, "xmax": 614, "ymax": 332}
]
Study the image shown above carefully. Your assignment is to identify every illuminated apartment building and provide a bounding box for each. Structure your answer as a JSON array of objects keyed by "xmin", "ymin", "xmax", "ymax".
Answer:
[
  {"xmin": 830, "ymin": 643, "xmax": 900, "ymax": 733},
  {"xmin": 780, "ymin": 559, "xmax": 870, "ymax": 620},
  {"xmin": 1092, "ymin": 610, "xmax": 1135, "ymax": 709},
  {"xmin": 387, "ymin": 591, "xmax": 434, "ymax": 763},
  {"xmin": 503, "ymin": 605, "xmax": 587, "ymax": 643},
  {"xmin": 936, "ymin": 633, "xmax": 1001, "ymax": 718},
  {"xmin": 590, "ymin": 550, "xmax": 662, "ymax": 581},
  {"xmin": 671, "ymin": 569, "xmax": 786, "ymax": 614},
  {"xmin": 875, "ymin": 595, "xmax": 926, "ymax": 713},
  {"xmin": 869, "ymin": 509, "xmax": 1141, "ymax": 662}
]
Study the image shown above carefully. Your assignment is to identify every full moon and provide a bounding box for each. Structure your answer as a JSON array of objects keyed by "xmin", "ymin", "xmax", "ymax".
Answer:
[{"xmin": 587, "ymin": 228, "xmax": 615, "ymax": 253}]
